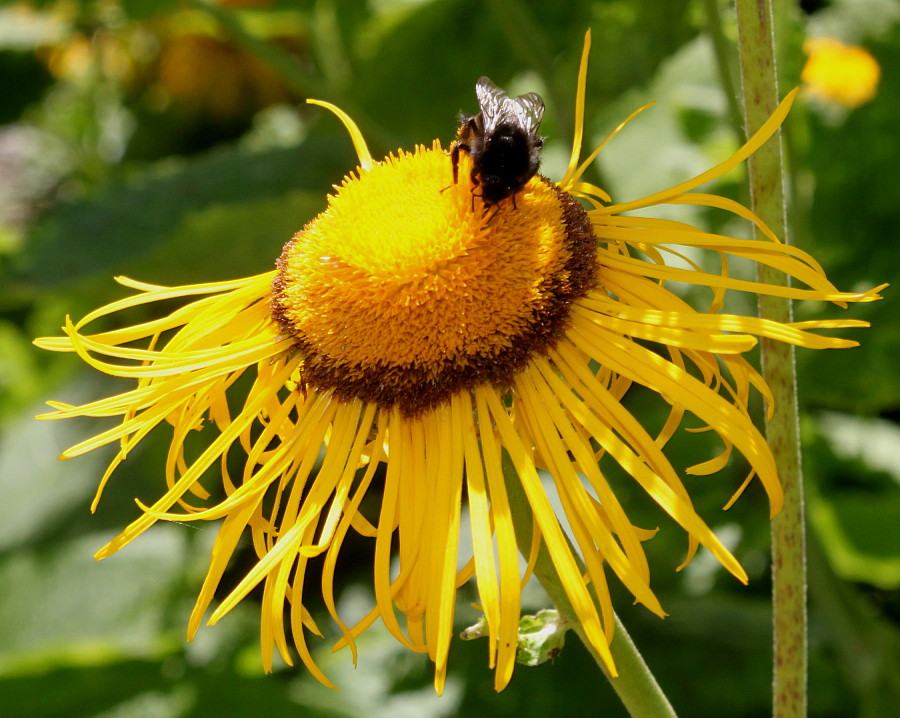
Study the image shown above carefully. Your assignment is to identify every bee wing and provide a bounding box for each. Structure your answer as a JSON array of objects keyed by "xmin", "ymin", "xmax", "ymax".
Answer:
[
  {"xmin": 509, "ymin": 92, "xmax": 545, "ymax": 135},
  {"xmin": 475, "ymin": 76, "xmax": 509, "ymax": 134},
  {"xmin": 475, "ymin": 76, "xmax": 545, "ymax": 135}
]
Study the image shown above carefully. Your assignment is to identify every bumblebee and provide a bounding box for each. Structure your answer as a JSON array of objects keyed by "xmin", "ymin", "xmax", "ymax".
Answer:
[{"xmin": 451, "ymin": 76, "xmax": 545, "ymax": 207}]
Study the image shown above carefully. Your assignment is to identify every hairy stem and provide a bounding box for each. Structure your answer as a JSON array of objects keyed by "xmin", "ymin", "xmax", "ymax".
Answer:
[
  {"xmin": 735, "ymin": 2, "xmax": 808, "ymax": 717},
  {"xmin": 503, "ymin": 454, "xmax": 678, "ymax": 718}
]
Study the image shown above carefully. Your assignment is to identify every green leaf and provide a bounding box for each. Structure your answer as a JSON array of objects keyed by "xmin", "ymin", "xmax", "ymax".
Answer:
[
  {"xmin": 0, "ymin": 527, "xmax": 188, "ymax": 671},
  {"xmin": 808, "ymin": 412, "xmax": 900, "ymax": 589},
  {"xmin": 514, "ymin": 609, "xmax": 568, "ymax": 667},
  {"xmin": 22, "ymin": 138, "xmax": 353, "ymax": 286},
  {"xmin": 0, "ymin": 387, "xmax": 112, "ymax": 553}
]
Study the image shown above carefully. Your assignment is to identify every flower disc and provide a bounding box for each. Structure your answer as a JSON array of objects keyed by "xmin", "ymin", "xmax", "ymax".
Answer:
[{"xmin": 272, "ymin": 142, "xmax": 598, "ymax": 415}]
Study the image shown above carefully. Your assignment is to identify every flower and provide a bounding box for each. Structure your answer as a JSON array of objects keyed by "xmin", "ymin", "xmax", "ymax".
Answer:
[
  {"xmin": 36, "ymin": 32, "xmax": 882, "ymax": 693},
  {"xmin": 155, "ymin": 31, "xmax": 291, "ymax": 121},
  {"xmin": 801, "ymin": 37, "xmax": 880, "ymax": 109}
]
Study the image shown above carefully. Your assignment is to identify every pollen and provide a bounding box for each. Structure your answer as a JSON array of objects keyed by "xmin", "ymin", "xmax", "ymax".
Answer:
[{"xmin": 272, "ymin": 141, "xmax": 597, "ymax": 415}]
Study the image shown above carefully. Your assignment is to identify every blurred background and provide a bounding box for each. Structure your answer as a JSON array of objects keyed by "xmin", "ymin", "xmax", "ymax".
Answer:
[{"xmin": 1, "ymin": 1, "xmax": 897, "ymax": 716}]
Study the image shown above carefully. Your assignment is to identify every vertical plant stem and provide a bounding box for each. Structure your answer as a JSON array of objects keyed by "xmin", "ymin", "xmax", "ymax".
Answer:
[
  {"xmin": 734, "ymin": 2, "xmax": 807, "ymax": 717},
  {"xmin": 193, "ymin": 0, "xmax": 399, "ymax": 150},
  {"xmin": 502, "ymin": 455, "xmax": 678, "ymax": 718},
  {"xmin": 485, "ymin": 0, "xmax": 574, "ymax": 149},
  {"xmin": 702, "ymin": 0, "xmax": 743, "ymax": 130}
]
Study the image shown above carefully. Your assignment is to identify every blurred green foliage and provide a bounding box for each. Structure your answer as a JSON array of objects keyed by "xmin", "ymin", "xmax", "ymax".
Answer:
[{"xmin": 1, "ymin": 0, "xmax": 898, "ymax": 716}]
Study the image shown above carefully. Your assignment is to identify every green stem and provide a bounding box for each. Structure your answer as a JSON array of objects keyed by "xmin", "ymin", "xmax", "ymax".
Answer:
[
  {"xmin": 193, "ymin": 0, "xmax": 399, "ymax": 151},
  {"xmin": 734, "ymin": 2, "xmax": 807, "ymax": 717},
  {"xmin": 191, "ymin": 0, "xmax": 324, "ymax": 97},
  {"xmin": 502, "ymin": 454, "xmax": 677, "ymax": 718},
  {"xmin": 702, "ymin": 0, "xmax": 743, "ymax": 131},
  {"xmin": 485, "ymin": 0, "xmax": 575, "ymax": 146}
]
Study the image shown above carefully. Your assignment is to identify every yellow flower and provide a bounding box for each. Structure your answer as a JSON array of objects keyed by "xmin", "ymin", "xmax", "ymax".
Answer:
[
  {"xmin": 36, "ymin": 32, "xmax": 882, "ymax": 693},
  {"xmin": 155, "ymin": 32, "xmax": 290, "ymax": 121},
  {"xmin": 802, "ymin": 37, "xmax": 880, "ymax": 109}
]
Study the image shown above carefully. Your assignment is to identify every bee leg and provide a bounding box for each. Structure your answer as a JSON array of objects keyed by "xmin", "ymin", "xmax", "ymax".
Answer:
[
  {"xmin": 469, "ymin": 172, "xmax": 480, "ymax": 212},
  {"xmin": 450, "ymin": 143, "xmax": 461, "ymax": 185},
  {"xmin": 441, "ymin": 144, "xmax": 459, "ymax": 194},
  {"xmin": 442, "ymin": 142, "xmax": 471, "ymax": 194}
]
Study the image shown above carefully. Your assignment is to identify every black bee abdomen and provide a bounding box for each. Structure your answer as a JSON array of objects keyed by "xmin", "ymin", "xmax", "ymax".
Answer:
[{"xmin": 477, "ymin": 126, "xmax": 539, "ymax": 203}]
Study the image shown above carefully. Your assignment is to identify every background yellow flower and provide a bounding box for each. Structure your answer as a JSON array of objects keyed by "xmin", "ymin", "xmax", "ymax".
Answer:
[{"xmin": 802, "ymin": 37, "xmax": 880, "ymax": 109}]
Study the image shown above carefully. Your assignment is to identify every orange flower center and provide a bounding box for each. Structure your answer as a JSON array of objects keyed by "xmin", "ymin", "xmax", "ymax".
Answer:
[{"xmin": 272, "ymin": 142, "xmax": 598, "ymax": 415}]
